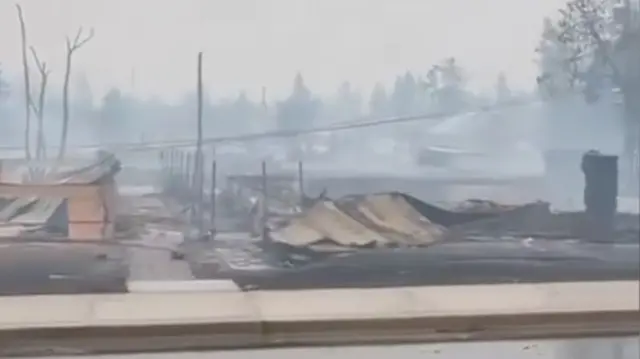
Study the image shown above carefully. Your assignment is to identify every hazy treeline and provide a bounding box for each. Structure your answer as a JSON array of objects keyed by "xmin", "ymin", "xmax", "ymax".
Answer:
[
  {"xmin": 1, "ymin": 0, "xmax": 637, "ymax": 166},
  {"xmin": 0, "ymin": 57, "xmax": 516, "ymax": 149}
]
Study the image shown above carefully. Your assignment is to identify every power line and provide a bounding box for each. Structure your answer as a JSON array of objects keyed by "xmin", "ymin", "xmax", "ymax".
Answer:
[
  {"xmin": 0, "ymin": 100, "xmax": 539, "ymax": 154},
  {"xmin": 127, "ymin": 111, "xmax": 456, "ymax": 152},
  {"xmin": 123, "ymin": 100, "xmax": 538, "ymax": 152}
]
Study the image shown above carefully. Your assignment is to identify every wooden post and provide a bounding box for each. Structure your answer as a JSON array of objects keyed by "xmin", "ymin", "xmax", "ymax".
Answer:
[
  {"xmin": 261, "ymin": 160, "xmax": 270, "ymax": 244},
  {"xmin": 185, "ymin": 152, "xmax": 192, "ymax": 194},
  {"xmin": 165, "ymin": 149, "xmax": 172, "ymax": 193},
  {"xmin": 177, "ymin": 150, "xmax": 184, "ymax": 190},
  {"xmin": 191, "ymin": 153, "xmax": 202, "ymax": 192},
  {"xmin": 186, "ymin": 152, "xmax": 195, "ymax": 223},
  {"xmin": 169, "ymin": 149, "xmax": 175, "ymax": 179},
  {"xmin": 210, "ymin": 159, "xmax": 217, "ymax": 238},
  {"xmin": 298, "ymin": 160, "xmax": 304, "ymax": 209},
  {"xmin": 159, "ymin": 150, "xmax": 165, "ymax": 190},
  {"xmin": 159, "ymin": 150, "xmax": 165, "ymax": 173}
]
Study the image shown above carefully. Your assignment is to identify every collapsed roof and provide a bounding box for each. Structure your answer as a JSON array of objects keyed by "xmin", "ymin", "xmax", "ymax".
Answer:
[
  {"xmin": 268, "ymin": 192, "xmax": 531, "ymax": 249},
  {"xmin": 270, "ymin": 192, "xmax": 447, "ymax": 248},
  {"xmin": 0, "ymin": 150, "xmax": 121, "ymax": 186},
  {"xmin": 0, "ymin": 151, "xmax": 121, "ymax": 236}
]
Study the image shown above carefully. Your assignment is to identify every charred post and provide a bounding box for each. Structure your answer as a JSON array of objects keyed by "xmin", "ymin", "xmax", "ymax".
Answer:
[
  {"xmin": 261, "ymin": 160, "xmax": 270, "ymax": 244},
  {"xmin": 210, "ymin": 159, "xmax": 217, "ymax": 238},
  {"xmin": 185, "ymin": 152, "xmax": 193, "ymax": 212},
  {"xmin": 298, "ymin": 161, "xmax": 305, "ymax": 209}
]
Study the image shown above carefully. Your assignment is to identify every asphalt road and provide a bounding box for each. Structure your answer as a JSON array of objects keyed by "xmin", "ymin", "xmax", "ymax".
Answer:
[
  {"xmin": 127, "ymin": 228, "xmax": 192, "ymax": 281},
  {"xmin": 0, "ymin": 242, "xmax": 128, "ymax": 295},
  {"xmin": 21, "ymin": 337, "xmax": 640, "ymax": 359},
  {"xmin": 0, "ymin": 227, "xmax": 191, "ymax": 295}
]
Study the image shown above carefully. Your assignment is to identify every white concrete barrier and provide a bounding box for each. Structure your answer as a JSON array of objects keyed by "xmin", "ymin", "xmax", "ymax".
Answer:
[
  {"xmin": 0, "ymin": 281, "xmax": 637, "ymax": 355},
  {"xmin": 126, "ymin": 280, "xmax": 241, "ymax": 293}
]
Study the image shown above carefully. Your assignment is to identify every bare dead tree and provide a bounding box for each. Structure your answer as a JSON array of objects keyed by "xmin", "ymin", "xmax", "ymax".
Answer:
[
  {"xmin": 58, "ymin": 27, "xmax": 94, "ymax": 160},
  {"xmin": 16, "ymin": 4, "xmax": 32, "ymax": 160},
  {"xmin": 29, "ymin": 47, "xmax": 51, "ymax": 161}
]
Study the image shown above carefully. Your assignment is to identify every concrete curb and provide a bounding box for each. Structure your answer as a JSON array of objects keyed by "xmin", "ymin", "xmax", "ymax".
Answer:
[{"xmin": 0, "ymin": 281, "xmax": 637, "ymax": 356}]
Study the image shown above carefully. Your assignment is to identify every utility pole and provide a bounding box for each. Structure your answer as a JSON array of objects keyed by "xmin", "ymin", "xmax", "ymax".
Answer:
[
  {"xmin": 194, "ymin": 52, "xmax": 204, "ymax": 236},
  {"xmin": 185, "ymin": 152, "xmax": 192, "ymax": 197}
]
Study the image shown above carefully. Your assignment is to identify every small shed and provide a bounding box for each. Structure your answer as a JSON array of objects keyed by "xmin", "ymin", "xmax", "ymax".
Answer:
[{"xmin": 0, "ymin": 152, "xmax": 121, "ymax": 240}]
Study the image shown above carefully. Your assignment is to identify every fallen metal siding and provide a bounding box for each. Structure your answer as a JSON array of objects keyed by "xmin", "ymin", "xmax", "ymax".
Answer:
[
  {"xmin": 270, "ymin": 193, "xmax": 446, "ymax": 248},
  {"xmin": 0, "ymin": 197, "xmax": 37, "ymax": 221},
  {"xmin": 10, "ymin": 198, "xmax": 65, "ymax": 225}
]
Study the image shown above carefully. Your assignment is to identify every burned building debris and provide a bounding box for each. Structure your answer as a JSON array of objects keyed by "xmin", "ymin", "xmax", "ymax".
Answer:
[{"xmin": 157, "ymin": 152, "xmax": 637, "ymax": 290}]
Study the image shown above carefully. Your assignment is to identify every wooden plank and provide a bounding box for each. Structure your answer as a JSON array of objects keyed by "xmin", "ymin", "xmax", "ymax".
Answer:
[{"xmin": 0, "ymin": 184, "xmax": 99, "ymax": 198}]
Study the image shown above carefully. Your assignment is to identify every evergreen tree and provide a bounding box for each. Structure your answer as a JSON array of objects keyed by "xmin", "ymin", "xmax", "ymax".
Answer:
[
  {"xmin": 276, "ymin": 73, "xmax": 320, "ymax": 131},
  {"xmin": 368, "ymin": 82, "xmax": 389, "ymax": 117},
  {"xmin": 495, "ymin": 72, "xmax": 512, "ymax": 103}
]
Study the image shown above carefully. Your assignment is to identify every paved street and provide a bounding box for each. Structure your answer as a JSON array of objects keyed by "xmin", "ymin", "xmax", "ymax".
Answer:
[
  {"xmin": 127, "ymin": 228, "xmax": 193, "ymax": 281},
  {"xmin": 0, "ymin": 242, "xmax": 128, "ymax": 295},
  {"xmin": 25, "ymin": 337, "xmax": 640, "ymax": 359}
]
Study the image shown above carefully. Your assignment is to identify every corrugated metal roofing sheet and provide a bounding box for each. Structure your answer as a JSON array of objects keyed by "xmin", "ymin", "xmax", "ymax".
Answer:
[
  {"xmin": 269, "ymin": 193, "xmax": 447, "ymax": 248},
  {"xmin": 0, "ymin": 197, "xmax": 38, "ymax": 222},
  {"xmin": 0, "ymin": 151, "xmax": 120, "ymax": 186},
  {"xmin": 10, "ymin": 198, "xmax": 64, "ymax": 225},
  {"xmin": 45, "ymin": 152, "xmax": 120, "ymax": 184}
]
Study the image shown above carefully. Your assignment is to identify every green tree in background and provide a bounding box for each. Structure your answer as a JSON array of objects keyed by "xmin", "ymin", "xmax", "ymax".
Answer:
[
  {"xmin": 231, "ymin": 91, "xmax": 258, "ymax": 132},
  {"xmin": 98, "ymin": 88, "xmax": 133, "ymax": 143},
  {"xmin": 390, "ymin": 72, "xmax": 418, "ymax": 116},
  {"xmin": 333, "ymin": 81, "xmax": 362, "ymax": 122},
  {"xmin": 421, "ymin": 58, "xmax": 470, "ymax": 112},
  {"xmin": 536, "ymin": 17, "xmax": 576, "ymax": 98},
  {"xmin": 495, "ymin": 72, "xmax": 512, "ymax": 103},
  {"xmin": 540, "ymin": 0, "xmax": 639, "ymax": 187},
  {"xmin": 433, "ymin": 57, "xmax": 469, "ymax": 111},
  {"xmin": 276, "ymin": 73, "xmax": 320, "ymax": 131},
  {"xmin": 368, "ymin": 82, "xmax": 389, "ymax": 118}
]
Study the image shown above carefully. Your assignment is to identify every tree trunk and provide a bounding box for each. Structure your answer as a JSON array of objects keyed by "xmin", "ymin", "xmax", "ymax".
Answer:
[
  {"xmin": 35, "ymin": 71, "xmax": 48, "ymax": 161},
  {"xmin": 16, "ymin": 5, "xmax": 32, "ymax": 160},
  {"xmin": 58, "ymin": 53, "xmax": 72, "ymax": 160}
]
